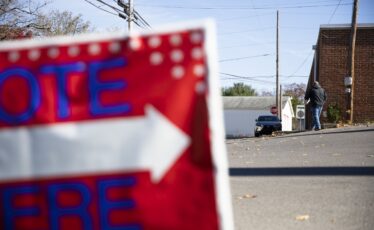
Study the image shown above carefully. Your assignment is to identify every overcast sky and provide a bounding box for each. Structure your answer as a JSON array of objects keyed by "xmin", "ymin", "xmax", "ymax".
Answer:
[{"xmin": 42, "ymin": 0, "xmax": 374, "ymax": 93}]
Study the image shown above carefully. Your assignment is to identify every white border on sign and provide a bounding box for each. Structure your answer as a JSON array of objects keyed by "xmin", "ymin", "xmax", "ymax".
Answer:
[
  {"xmin": 0, "ymin": 19, "xmax": 234, "ymax": 230},
  {"xmin": 203, "ymin": 20, "xmax": 234, "ymax": 230}
]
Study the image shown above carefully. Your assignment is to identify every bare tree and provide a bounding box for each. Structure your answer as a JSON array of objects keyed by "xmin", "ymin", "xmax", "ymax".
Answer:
[
  {"xmin": 1, "ymin": 0, "xmax": 93, "ymax": 40},
  {"xmin": 0, "ymin": 0, "xmax": 48, "ymax": 40},
  {"xmin": 36, "ymin": 10, "xmax": 93, "ymax": 36},
  {"xmin": 283, "ymin": 83, "xmax": 307, "ymax": 112}
]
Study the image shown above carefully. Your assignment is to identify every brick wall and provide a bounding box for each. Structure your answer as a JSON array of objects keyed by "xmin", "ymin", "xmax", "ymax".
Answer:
[
  {"xmin": 354, "ymin": 29, "xmax": 374, "ymax": 122},
  {"xmin": 306, "ymin": 26, "xmax": 374, "ymax": 127}
]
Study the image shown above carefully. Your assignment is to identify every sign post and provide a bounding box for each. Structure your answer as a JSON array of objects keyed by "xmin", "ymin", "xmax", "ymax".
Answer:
[{"xmin": 0, "ymin": 21, "xmax": 233, "ymax": 230}]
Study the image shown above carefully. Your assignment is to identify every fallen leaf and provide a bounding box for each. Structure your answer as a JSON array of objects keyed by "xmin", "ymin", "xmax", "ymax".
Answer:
[
  {"xmin": 296, "ymin": 214, "xmax": 310, "ymax": 221},
  {"xmin": 238, "ymin": 194, "xmax": 257, "ymax": 199},
  {"xmin": 367, "ymin": 155, "xmax": 374, "ymax": 158},
  {"xmin": 244, "ymin": 194, "xmax": 257, "ymax": 198}
]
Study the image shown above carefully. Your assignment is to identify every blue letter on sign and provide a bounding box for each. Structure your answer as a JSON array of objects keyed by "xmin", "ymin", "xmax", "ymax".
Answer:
[
  {"xmin": 98, "ymin": 178, "xmax": 140, "ymax": 230},
  {"xmin": 89, "ymin": 58, "xmax": 130, "ymax": 116},
  {"xmin": 2, "ymin": 186, "xmax": 40, "ymax": 230},
  {"xmin": 48, "ymin": 183, "xmax": 92, "ymax": 230},
  {"xmin": 41, "ymin": 62, "xmax": 85, "ymax": 119},
  {"xmin": 0, "ymin": 68, "xmax": 41, "ymax": 124}
]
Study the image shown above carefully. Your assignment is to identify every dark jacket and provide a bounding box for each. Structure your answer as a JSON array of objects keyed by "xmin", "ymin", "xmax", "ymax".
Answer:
[{"xmin": 305, "ymin": 85, "xmax": 327, "ymax": 107}]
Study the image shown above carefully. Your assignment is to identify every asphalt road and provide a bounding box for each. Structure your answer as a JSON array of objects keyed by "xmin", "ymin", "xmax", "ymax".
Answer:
[{"xmin": 227, "ymin": 125, "xmax": 374, "ymax": 230}]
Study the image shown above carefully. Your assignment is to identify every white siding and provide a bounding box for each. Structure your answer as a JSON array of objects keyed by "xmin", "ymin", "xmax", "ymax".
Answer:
[
  {"xmin": 223, "ymin": 97, "xmax": 294, "ymax": 137},
  {"xmin": 223, "ymin": 110, "xmax": 272, "ymax": 137},
  {"xmin": 281, "ymin": 101, "xmax": 293, "ymax": 131}
]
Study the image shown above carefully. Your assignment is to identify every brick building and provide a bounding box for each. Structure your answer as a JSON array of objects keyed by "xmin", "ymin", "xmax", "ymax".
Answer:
[{"xmin": 305, "ymin": 23, "xmax": 374, "ymax": 128}]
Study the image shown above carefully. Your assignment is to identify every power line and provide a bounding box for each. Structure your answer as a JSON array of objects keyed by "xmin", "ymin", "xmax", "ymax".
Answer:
[
  {"xmin": 219, "ymin": 27, "xmax": 274, "ymax": 35},
  {"xmin": 219, "ymin": 53, "xmax": 273, "ymax": 62},
  {"xmin": 136, "ymin": 3, "xmax": 352, "ymax": 10},
  {"xmin": 84, "ymin": 0, "xmax": 139, "ymax": 28},
  {"xmin": 281, "ymin": 75, "xmax": 309, "ymax": 78},
  {"xmin": 220, "ymin": 72, "xmax": 275, "ymax": 84},
  {"xmin": 280, "ymin": 26, "xmax": 316, "ymax": 30},
  {"xmin": 221, "ymin": 74, "xmax": 308, "ymax": 79},
  {"xmin": 220, "ymin": 78, "xmax": 275, "ymax": 86},
  {"xmin": 83, "ymin": 0, "xmax": 118, "ymax": 15},
  {"xmin": 94, "ymin": 0, "xmax": 123, "ymax": 14},
  {"xmin": 280, "ymin": 11, "xmax": 350, "ymax": 15},
  {"xmin": 134, "ymin": 10, "xmax": 151, "ymax": 28},
  {"xmin": 219, "ymin": 42, "xmax": 274, "ymax": 49},
  {"xmin": 220, "ymin": 73, "xmax": 308, "ymax": 87},
  {"xmin": 285, "ymin": 50, "xmax": 314, "ymax": 78},
  {"xmin": 84, "ymin": 0, "xmax": 151, "ymax": 29},
  {"xmin": 218, "ymin": 12, "xmax": 274, "ymax": 22},
  {"xmin": 328, "ymin": 0, "xmax": 343, "ymax": 24},
  {"xmin": 281, "ymin": 41, "xmax": 313, "ymax": 44}
]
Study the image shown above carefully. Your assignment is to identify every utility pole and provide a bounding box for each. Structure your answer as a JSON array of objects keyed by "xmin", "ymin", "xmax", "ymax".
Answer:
[
  {"xmin": 128, "ymin": 0, "xmax": 133, "ymax": 32},
  {"xmin": 276, "ymin": 11, "xmax": 280, "ymax": 119},
  {"xmin": 118, "ymin": 0, "xmax": 133, "ymax": 32},
  {"xmin": 347, "ymin": 0, "xmax": 359, "ymax": 124}
]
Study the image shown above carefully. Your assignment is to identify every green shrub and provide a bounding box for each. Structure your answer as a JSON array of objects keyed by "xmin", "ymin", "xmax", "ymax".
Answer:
[{"xmin": 327, "ymin": 103, "xmax": 341, "ymax": 123}]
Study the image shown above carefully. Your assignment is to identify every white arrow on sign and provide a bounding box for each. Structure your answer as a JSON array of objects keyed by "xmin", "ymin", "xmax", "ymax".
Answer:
[{"xmin": 0, "ymin": 105, "xmax": 190, "ymax": 183}]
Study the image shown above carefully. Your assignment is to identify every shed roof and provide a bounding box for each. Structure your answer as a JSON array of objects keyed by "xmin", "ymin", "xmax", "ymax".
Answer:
[{"xmin": 222, "ymin": 96, "xmax": 291, "ymax": 110}]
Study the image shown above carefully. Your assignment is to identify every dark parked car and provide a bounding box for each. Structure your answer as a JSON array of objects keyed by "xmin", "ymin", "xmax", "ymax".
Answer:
[{"xmin": 254, "ymin": 115, "xmax": 282, "ymax": 137}]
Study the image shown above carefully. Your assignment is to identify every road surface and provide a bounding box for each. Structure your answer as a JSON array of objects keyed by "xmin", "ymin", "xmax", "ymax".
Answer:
[{"xmin": 227, "ymin": 125, "xmax": 374, "ymax": 230}]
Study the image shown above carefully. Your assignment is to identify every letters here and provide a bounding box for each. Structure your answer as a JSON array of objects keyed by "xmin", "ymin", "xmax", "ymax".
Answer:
[{"xmin": 0, "ymin": 176, "xmax": 140, "ymax": 230}]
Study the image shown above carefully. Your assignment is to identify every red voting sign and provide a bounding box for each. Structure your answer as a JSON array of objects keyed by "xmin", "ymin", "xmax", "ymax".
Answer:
[{"xmin": 0, "ymin": 21, "xmax": 233, "ymax": 230}]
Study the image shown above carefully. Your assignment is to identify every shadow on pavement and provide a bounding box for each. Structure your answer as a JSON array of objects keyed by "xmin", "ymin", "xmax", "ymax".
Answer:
[{"xmin": 229, "ymin": 167, "xmax": 374, "ymax": 176}]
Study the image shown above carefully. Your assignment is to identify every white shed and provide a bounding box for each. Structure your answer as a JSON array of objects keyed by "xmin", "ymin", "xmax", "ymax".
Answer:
[{"xmin": 223, "ymin": 96, "xmax": 294, "ymax": 137}]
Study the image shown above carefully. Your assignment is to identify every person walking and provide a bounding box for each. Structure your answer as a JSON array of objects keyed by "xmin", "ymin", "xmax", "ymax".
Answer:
[{"xmin": 305, "ymin": 81, "xmax": 327, "ymax": 131}]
